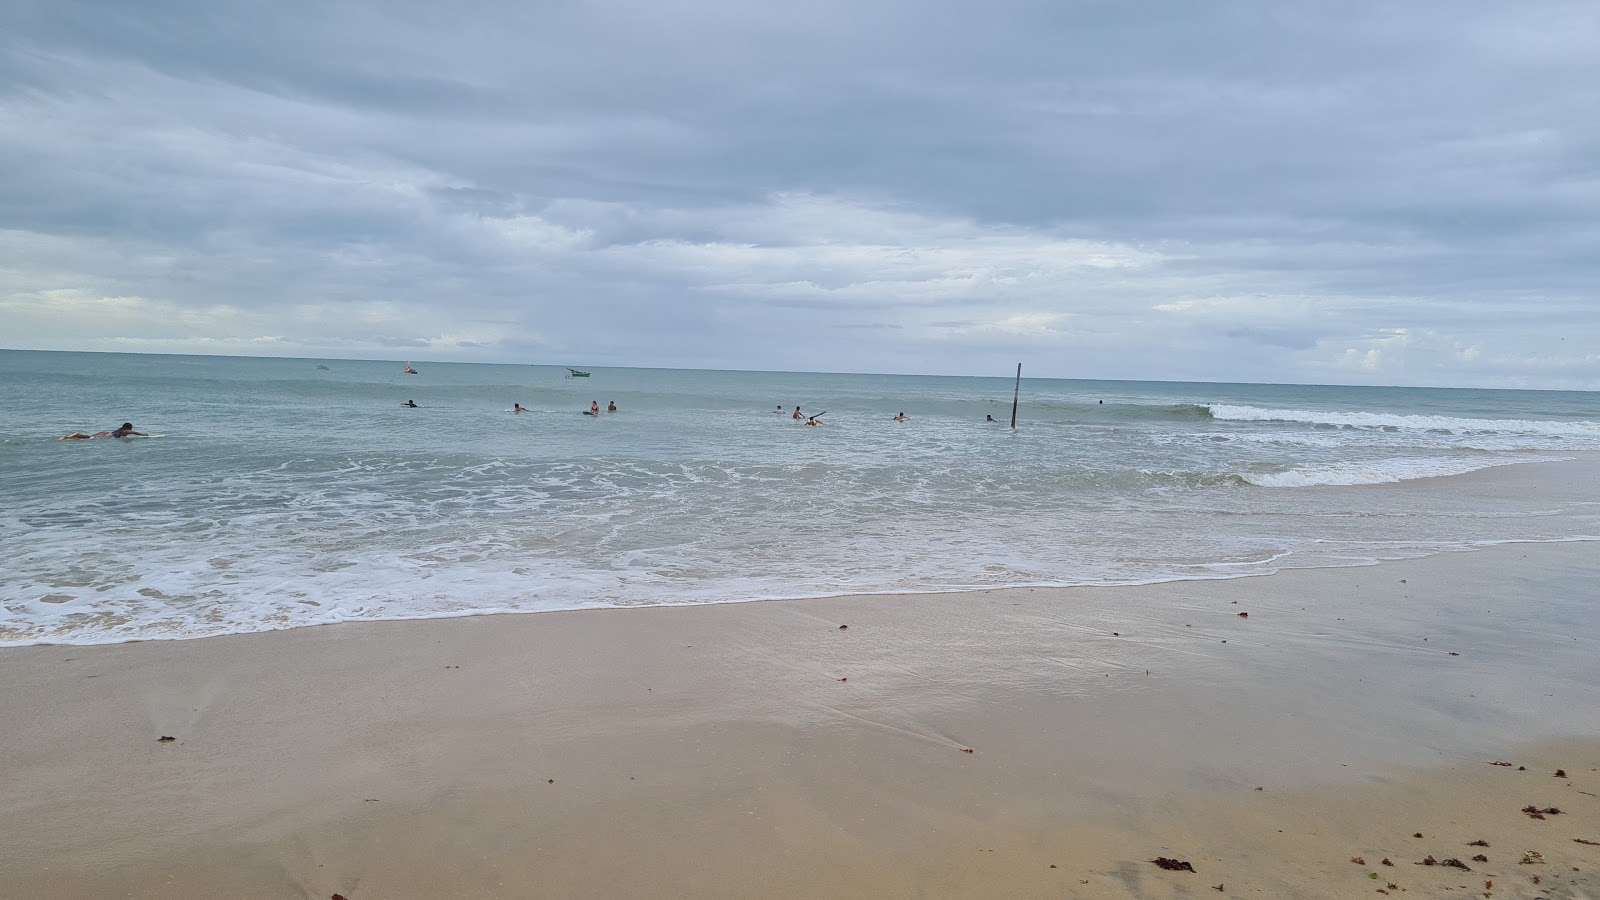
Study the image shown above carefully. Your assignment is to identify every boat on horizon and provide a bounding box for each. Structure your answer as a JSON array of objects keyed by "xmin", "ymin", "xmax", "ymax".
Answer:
[
  {"xmin": 566, "ymin": 368, "xmax": 591, "ymax": 377},
  {"xmin": 403, "ymin": 362, "xmax": 418, "ymax": 375}
]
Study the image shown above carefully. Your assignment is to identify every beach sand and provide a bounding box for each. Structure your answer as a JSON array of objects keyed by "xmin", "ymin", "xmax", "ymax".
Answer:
[{"xmin": 4, "ymin": 468, "xmax": 1599, "ymax": 898}]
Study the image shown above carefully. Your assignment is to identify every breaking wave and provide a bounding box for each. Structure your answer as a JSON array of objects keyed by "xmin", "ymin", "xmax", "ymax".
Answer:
[{"xmin": 1208, "ymin": 405, "xmax": 1600, "ymax": 441}]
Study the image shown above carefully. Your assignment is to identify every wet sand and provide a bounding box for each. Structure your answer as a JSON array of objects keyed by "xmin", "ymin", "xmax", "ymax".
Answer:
[{"xmin": 3, "ymin": 471, "xmax": 1599, "ymax": 897}]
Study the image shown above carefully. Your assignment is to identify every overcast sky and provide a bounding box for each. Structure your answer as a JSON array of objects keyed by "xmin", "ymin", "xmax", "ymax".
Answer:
[{"xmin": 2, "ymin": 1, "xmax": 1597, "ymax": 387}]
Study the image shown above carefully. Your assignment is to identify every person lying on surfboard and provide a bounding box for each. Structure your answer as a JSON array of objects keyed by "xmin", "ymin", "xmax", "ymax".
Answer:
[
  {"xmin": 61, "ymin": 422, "xmax": 148, "ymax": 439},
  {"xmin": 513, "ymin": 403, "xmax": 528, "ymax": 413}
]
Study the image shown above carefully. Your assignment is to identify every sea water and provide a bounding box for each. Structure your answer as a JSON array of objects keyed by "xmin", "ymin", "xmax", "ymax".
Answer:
[{"xmin": 2, "ymin": 349, "xmax": 1597, "ymax": 646}]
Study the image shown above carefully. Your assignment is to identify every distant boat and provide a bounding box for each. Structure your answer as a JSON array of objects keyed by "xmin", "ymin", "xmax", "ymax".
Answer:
[
  {"xmin": 316, "ymin": 364, "xmax": 330, "ymax": 370},
  {"xmin": 403, "ymin": 362, "xmax": 418, "ymax": 375},
  {"xmin": 566, "ymin": 368, "xmax": 591, "ymax": 377}
]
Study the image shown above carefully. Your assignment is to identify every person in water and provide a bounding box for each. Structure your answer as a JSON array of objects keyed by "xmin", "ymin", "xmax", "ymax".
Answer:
[
  {"xmin": 804, "ymin": 415, "xmax": 823, "ymax": 426},
  {"xmin": 61, "ymin": 422, "xmax": 148, "ymax": 440},
  {"xmin": 792, "ymin": 406, "xmax": 804, "ymax": 420},
  {"xmin": 590, "ymin": 401, "xmax": 601, "ymax": 415},
  {"xmin": 986, "ymin": 414, "xmax": 997, "ymax": 422},
  {"xmin": 513, "ymin": 403, "xmax": 528, "ymax": 413},
  {"xmin": 774, "ymin": 404, "xmax": 785, "ymax": 414},
  {"xmin": 607, "ymin": 401, "xmax": 617, "ymax": 412},
  {"xmin": 402, "ymin": 400, "xmax": 418, "ymax": 408},
  {"xmin": 893, "ymin": 412, "xmax": 908, "ymax": 422}
]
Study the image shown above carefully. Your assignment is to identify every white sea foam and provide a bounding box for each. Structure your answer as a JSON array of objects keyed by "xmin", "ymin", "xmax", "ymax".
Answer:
[
  {"xmin": 1243, "ymin": 455, "xmax": 1571, "ymax": 487},
  {"xmin": 1209, "ymin": 405, "xmax": 1600, "ymax": 442}
]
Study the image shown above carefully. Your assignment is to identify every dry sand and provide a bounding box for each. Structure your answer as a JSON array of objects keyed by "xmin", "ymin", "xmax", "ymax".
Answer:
[{"xmin": 3, "ymin": 535, "xmax": 1598, "ymax": 897}]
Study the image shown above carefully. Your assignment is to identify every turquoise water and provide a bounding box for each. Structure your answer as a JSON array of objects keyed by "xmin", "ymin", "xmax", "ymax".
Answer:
[{"xmin": 3, "ymin": 349, "xmax": 1597, "ymax": 646}]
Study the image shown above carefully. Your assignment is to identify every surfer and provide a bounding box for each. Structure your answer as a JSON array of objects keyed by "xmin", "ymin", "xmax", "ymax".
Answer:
[
  {"xmin": 893, "ymin": 412, "xmax": 908, "ymax": 422},
  {"xmin": 513, "ymin": 403, "xmax": 528, "ymax": 414},
  {"xmin": 590, "ymin": 401, "xmax": 600, "ymax": 415},
  {"xmin": 805, "ymin": 416, "xmax": 822, "ymax": 426},
  {"xmin": 792, "ymin": 406, "xmax": 803, "ymax": 420},
  {"xmin": 986, "ymin": 414, "xmax": 997, "ymax": 423},
  {"xmin": 60, "ymin": 423, "xmax": 148, "ymax": 440},
  {"xmin": 402, "ymin": 400, "xmax": 419, "ymax": 408},
  {"xmin": 607, "ymin": 401, "xmax": 617, "ymax": 412}
]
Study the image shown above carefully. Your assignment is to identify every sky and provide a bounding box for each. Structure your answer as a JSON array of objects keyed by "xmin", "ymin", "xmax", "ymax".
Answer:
[{"xmin": 2, "ymin": 1, "xmax": 1597, "ymax": 388}]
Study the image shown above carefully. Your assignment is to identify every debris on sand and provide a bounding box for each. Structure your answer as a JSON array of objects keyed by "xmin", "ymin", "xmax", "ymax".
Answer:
[
  {"xmin": 1438, "ymin": 858, "xmax": 1471, "ymax": 871},
  {"xmin": 1419, "ymin": 855, "xmax": 1437, "ymax": 866},
  {"xmin": 1472, "ymin": 854, "xmax": 1489, "ymax": 862},
  {"xmin": 157, "ymin": 736, "xmax": 175, "ymax": 743},
  {"xmin": 838, "ymin": 625, "xmax": 848, "ymax": 630},
  {"xmin": 1520, "ymin": 850, "xmax": 1545, "ymax": 865},
  {"xmin": 1491, "ymin": 761, "xmax": 1514, "ymax": 767},
  {"xmin": 1381, "ymin": 858, "xmax": 1394, "ymax": 866},
  {"xmin": 1574, "ymin": 838, "xmax": 1600, "ymax": 847},
  {"xmin": 1152, "ymin": 857, "xmax": 1195, "ymax": 872},
  {"xmin": 1468, "ymin": 840, "xmax": 1490, "ymax": 847},
  {"xmin": 1237, "ymin": 612, "xmax": 1248, "ymax": 618},
  {"xmin": 1555, "ymin": 769, "xmax": 1568, "ymax": 778},
  {"xmin": 1351, "ymin": 857, "xmax": 1366, "ymax": 865},
  {"xmin": 1522, "ymin": 805, "xmax": 1562, "ymax": 819}
]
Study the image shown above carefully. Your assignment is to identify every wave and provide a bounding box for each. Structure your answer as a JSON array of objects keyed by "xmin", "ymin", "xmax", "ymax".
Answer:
[
  {"xmin": 1209, "ymin": 405, "xmax": 1600, "ymax": 439},
  {"xmin": 1242, "ymin": 455, "xmax": 1571, "ymax": 488}
]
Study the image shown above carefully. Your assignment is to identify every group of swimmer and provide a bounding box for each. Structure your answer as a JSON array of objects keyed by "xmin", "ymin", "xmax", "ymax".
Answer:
[
  {"xmin": 398, "ymin": 400, "xmax": 618, "ymax": 414},
  {"xmin": 776, "ymin": 405, "xmax": 827, "ymax": 426},
  {"xmin": 775, "ymin": 404, "xmax": 1004, "ymax": 425}
]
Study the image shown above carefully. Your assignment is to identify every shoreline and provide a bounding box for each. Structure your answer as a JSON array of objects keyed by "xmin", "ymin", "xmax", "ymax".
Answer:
[
  {"xmin": 9, "ymin": 453, "xmax": 1598, "ymax": 650},
  {"xmin": 4, "ymin": 540, "xmax": 1598, "ymax": 897}
]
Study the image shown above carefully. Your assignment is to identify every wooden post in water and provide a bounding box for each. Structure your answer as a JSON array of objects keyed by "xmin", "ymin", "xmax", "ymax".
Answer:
[{"xmin": 1009, "ymin": 363, "xmax": 1021, "ymax": 429}]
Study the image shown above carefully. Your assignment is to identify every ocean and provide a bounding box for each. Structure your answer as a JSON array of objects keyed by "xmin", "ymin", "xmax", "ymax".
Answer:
[{"xmin": 2, "ymin": 349, "xmax": 1597, "ymax": 646}]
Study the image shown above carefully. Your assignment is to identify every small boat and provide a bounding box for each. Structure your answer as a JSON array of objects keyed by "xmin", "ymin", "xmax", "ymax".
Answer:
[
  {"xmin": 566, "ymin": 368, "xmax": 591, "ymax": 377},
  {"xmin": 403, "ymin": 362, "xmax": 418, "ymax": 375},
  {"xmin": 316, "ymin": 364, "xmax": 330, "ymax": 371}
]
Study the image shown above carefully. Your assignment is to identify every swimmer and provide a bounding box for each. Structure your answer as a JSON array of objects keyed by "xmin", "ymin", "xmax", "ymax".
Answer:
[
  {"xmin": 513, "ymin": 403, "xmax": 528, "ymax": 413},
  {"xmin": 590, "ymin": 401, "xmax": 600, "ymax": 415},
  {"xmin": 61, "ymin": 422, "xmax": 148, "ymax": 439},
  {"xmin": 986, "ymin": 414, "xmax": 997, "ymax": 422},
  {"xmin": 607, "ymin": 401, "xmax": 617, "ymax": 413},
  {"xmin": 792, "ymin": 406, "xmax": 803, "ymax": 420},
  {"xmin": 774, "ymin": 405, "xmax": 785, "ymax": 414},
  {"xmin": 893, "ymin": 412, "xmax": 908, "ymax": 422},
  {"xmin": 402, "ymin": 400, "xmax": 418, "ymax": 408},
  {"xmin": 804, "ymin": 416, "xmax": 822, "ymax": 426}
]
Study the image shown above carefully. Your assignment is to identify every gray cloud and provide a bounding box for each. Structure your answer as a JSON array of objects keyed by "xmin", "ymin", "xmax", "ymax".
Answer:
[{"xmin": 1, "ymin": 0, "xmax": 1597, "ymax": 387}]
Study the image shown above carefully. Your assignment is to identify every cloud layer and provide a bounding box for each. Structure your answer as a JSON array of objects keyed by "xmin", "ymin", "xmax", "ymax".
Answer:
[{"xmin": 3, "ymin": 0, "xmax": 1597, "ymax": 387}]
